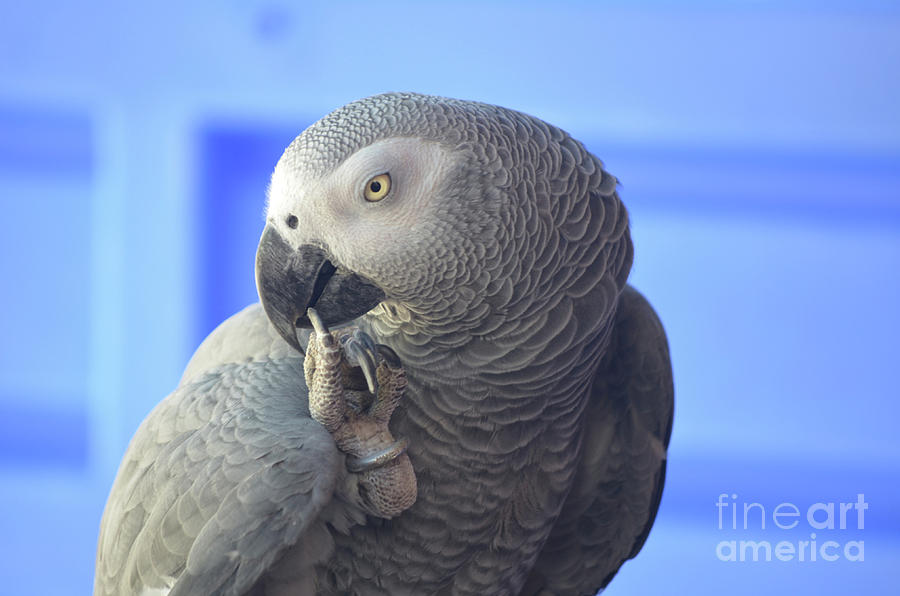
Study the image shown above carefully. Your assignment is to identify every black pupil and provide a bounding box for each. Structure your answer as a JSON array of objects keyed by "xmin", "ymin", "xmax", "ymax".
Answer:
[{"xmin": 370, "ymin": 180, "xmax": 382, "ymax": 193}]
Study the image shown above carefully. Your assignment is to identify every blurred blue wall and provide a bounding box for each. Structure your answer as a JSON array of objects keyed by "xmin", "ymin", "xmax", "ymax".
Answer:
[{"xmin": 0, "ymin": 1, "xmax": 898, "ymax": 594}]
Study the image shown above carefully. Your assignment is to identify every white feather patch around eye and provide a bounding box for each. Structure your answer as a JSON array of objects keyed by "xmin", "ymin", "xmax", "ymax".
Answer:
[
  {"xmin": 332, "ymin": 137, "xmax": 459, "ymax": 213},
  {"xmin": 263, "ymin": 137, "xmax": 459, "ymax": 250}
]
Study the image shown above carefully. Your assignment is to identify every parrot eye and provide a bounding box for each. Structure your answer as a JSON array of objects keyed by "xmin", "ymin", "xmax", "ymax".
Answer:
[{"xmin": 364, "ymin": 173, "xmax": 391, "ymax": 202}]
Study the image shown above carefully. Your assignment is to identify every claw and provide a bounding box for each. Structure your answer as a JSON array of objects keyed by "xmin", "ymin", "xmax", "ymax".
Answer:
[
  {"xmin": 307, "ymin": 308, "xmax": 334, "ymax": 347},
  {"xmin": 376, "ymin": 344, "xmax": 401, "ymax": 369},
  {"xmin": 345, "ymin": 339, "xmax": 379, "ymax": 396}
]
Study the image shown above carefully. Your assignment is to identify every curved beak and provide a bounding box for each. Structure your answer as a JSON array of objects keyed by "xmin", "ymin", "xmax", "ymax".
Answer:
[{"xmin": 255, "ymin": 225, "xmax": 385, "ymax": 352}]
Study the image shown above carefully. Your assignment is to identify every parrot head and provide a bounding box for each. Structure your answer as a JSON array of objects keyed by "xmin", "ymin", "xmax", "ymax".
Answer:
[
  {"xmin": 256, "ymin": 93, "xmax": 504, "ymax": 352},
  {"xmin": 256, "ymin": 92, "xmax": 632, "ymax": 355}
]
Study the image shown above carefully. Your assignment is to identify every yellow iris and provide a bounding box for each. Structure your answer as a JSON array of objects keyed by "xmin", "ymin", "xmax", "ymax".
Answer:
[{"xmin": 364, "ymin": 173, "xmax": 391, "ymax": 202}]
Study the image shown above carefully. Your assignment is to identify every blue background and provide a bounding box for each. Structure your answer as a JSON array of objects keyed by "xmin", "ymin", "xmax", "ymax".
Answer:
[{"xmin": 1, "ymin": 1, "xmax": 898, "ymax": 593}]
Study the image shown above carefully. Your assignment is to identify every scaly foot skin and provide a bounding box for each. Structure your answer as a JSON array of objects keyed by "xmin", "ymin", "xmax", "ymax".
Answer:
[{"xmin": 303, "ymin": 308, "xmax": 417, "ymax": 518}]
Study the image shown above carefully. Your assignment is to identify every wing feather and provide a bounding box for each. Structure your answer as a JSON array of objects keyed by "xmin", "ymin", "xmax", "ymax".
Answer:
[
  {"xmin": 95, "ymin": 351, "xmax": 345, "ymax": 596},
  {"xmin": 524, "ymin": 285, "xmax": 674, "ymax": 595}
]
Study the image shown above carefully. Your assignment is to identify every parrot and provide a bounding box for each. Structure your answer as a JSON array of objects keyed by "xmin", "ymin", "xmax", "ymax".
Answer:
[{"xmin": 94, "ymin": 92, "xmax": 674, "ymax": 596}]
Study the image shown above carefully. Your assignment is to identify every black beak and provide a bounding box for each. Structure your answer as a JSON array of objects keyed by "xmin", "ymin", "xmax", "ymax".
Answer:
[{"xmin": 255, "ymin": 225, "xmax": 385, "ymax": 352}]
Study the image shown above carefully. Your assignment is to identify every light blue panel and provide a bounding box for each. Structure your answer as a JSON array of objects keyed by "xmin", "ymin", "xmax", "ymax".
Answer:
[
  {"xmin": 111, "ymin": 110, "xmax": 197, "ymax": 446},
  {"xmin": 628, "ymin": 211, "xmax": 900, "ymax": 464},
  {"xmin": 0, "ymin": 179, "xmax": 92, "ymax": 404},
  {"xmin": 267, "ymin": 2, "xmax": 900, "ymax": 150},
  {"xmin": 1, "ymin": 3, "xmax": 898, "ymax": 149}
]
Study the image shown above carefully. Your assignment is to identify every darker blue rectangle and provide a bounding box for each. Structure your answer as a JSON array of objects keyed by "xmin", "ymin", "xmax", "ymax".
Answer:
[
  {"xmin": 196, "ymin": 120, "xmax": 309, "ymax": 345},
  {"xmin": 0, "ymin": 104, "xmax": 93, "ymax": 179},
  {"xmin": 589, "ymin": 140, "xmax": 900, "ymax": 225},
  {"xmin": 0, "ymin": 400, "xmax": 88, "ymax": 470}
]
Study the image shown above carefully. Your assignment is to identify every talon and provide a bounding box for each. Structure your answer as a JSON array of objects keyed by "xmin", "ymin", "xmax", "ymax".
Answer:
[
  {"xmin": 376, "ymin": 344, "xmax": 401, "ymax": 369},
  {"xmin": 307, "ymin": 308, "xmax": 334, "ymax": 347},
  {"xmin": 345, "ymin": 340, "xmax": 379, "ymax": 396}
]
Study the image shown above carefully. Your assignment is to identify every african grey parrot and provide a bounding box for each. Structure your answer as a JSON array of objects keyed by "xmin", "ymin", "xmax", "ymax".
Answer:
[{"xmin": 95, "ymin": 92, "xmax": 674, "ymax": 596}]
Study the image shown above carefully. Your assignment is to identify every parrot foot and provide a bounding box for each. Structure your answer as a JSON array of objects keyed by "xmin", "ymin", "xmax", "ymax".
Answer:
[{"xmin": 303, "ymin": 308, "xmax": 417, "ymax": 518}]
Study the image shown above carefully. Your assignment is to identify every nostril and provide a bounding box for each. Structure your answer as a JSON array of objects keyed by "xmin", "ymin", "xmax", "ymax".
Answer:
[{"xmin": 286, "ymin": 214, "xmax": 299, "ymax": 229}]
